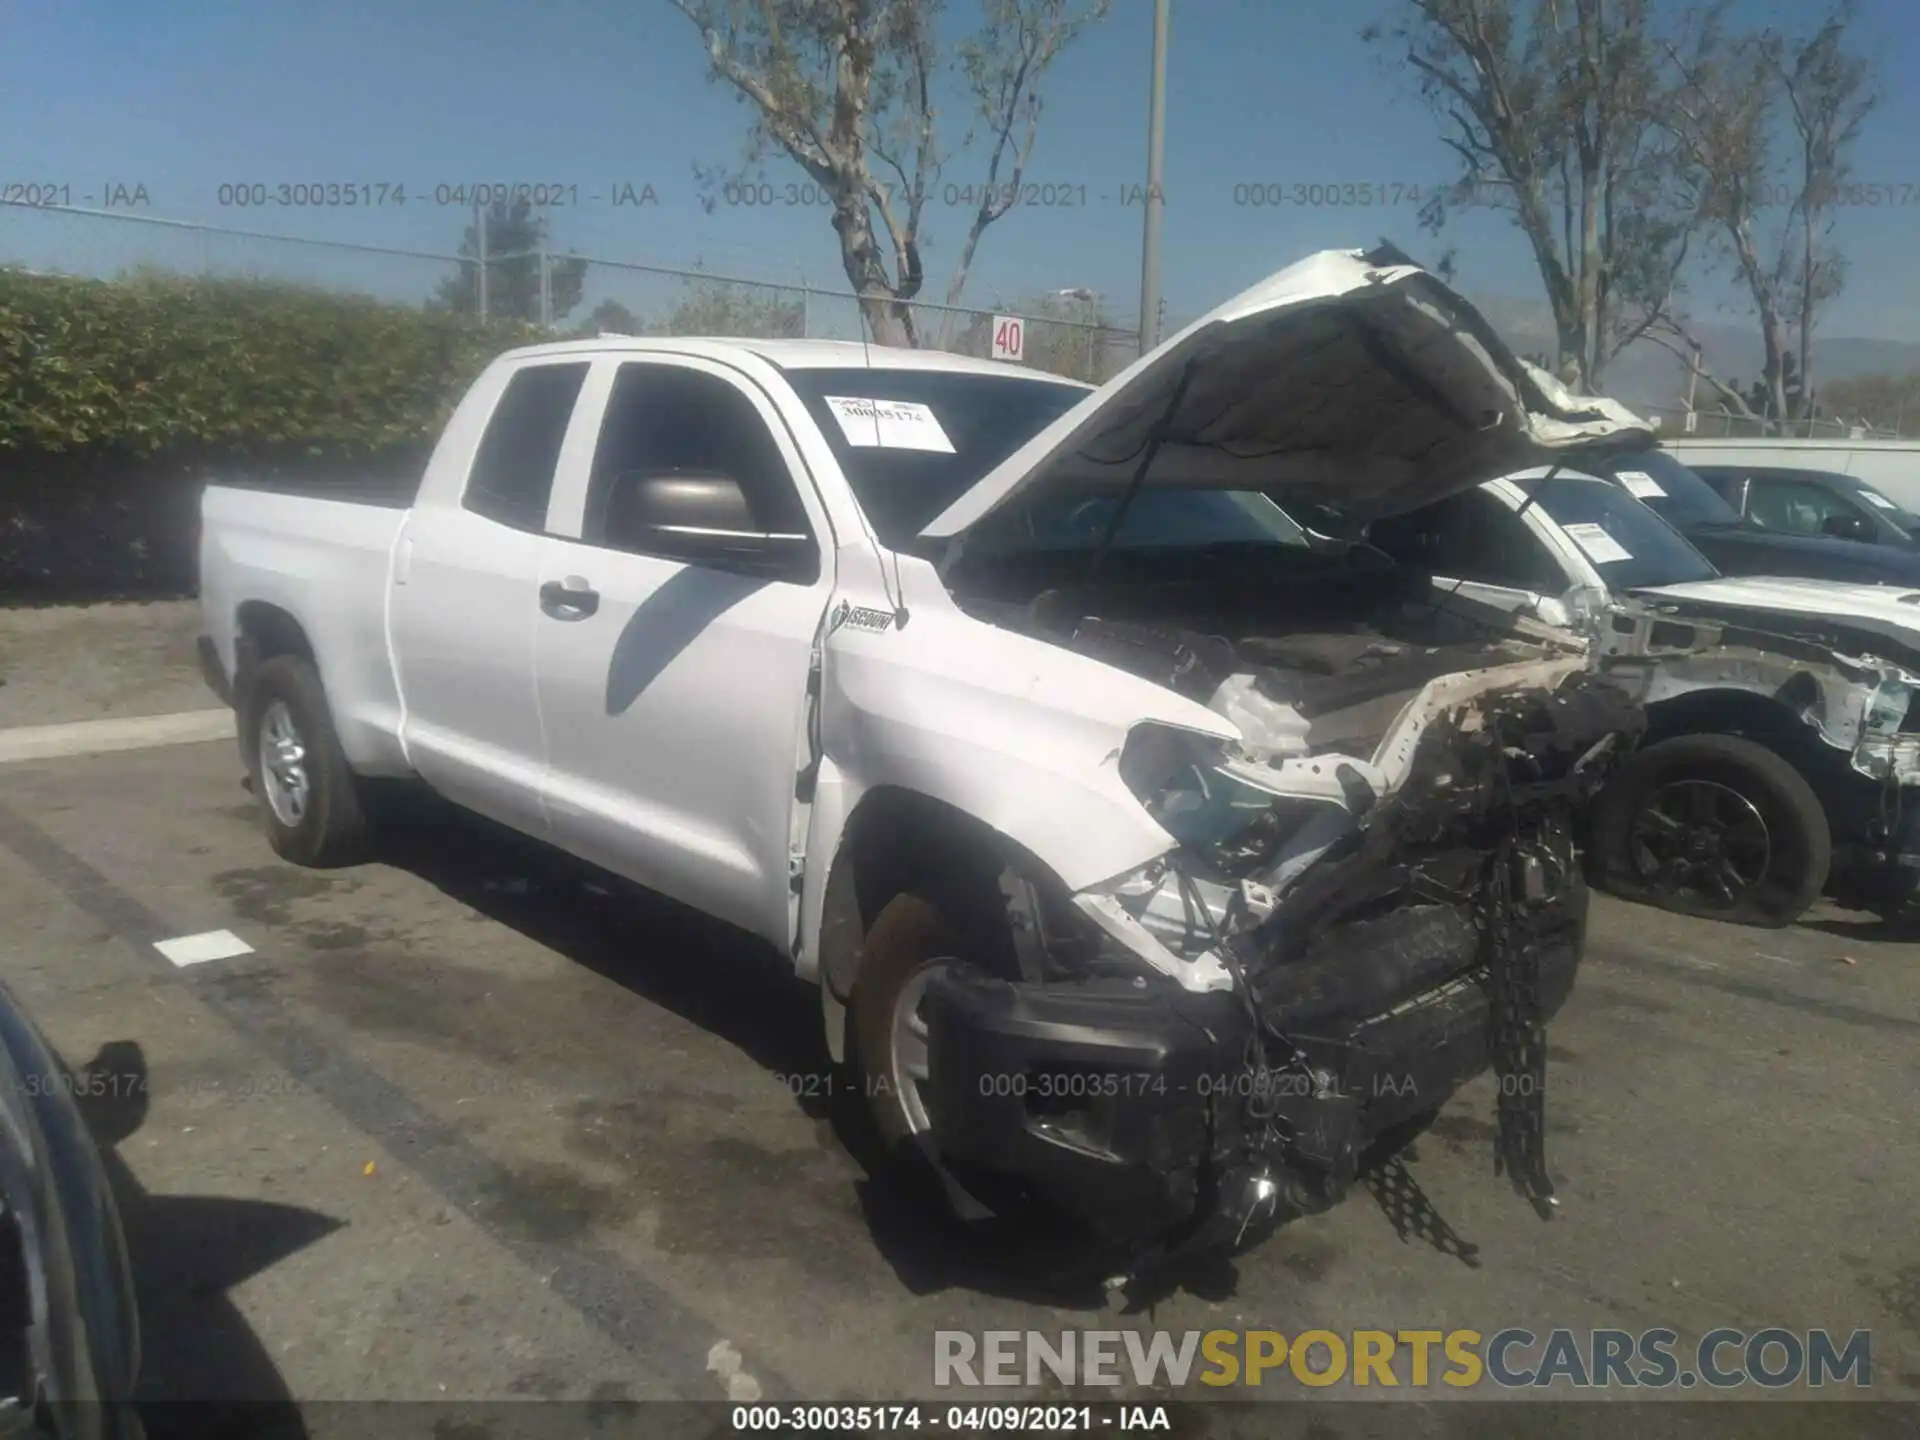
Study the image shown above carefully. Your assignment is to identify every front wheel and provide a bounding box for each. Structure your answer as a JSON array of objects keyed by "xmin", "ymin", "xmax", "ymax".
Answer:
[
  {"xmin": 241, "ymin": 655, "xmax": 372, "ymax": 868},
  {"xmin": 849, "ymin": 893, "xmax": 965, "ymax": 1147},
  {"xmin": 1590, "ymin": 732, "xmax": 1830, "ymax": 927}
]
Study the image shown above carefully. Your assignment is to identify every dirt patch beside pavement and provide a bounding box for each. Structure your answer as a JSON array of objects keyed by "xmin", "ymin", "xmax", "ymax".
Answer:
[{"xmin": 0, "ymin": 601, "xmax": 211, "ymax": 727}]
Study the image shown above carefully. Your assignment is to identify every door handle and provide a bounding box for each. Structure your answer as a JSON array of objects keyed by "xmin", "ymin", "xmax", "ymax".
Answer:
[{"xmin": 539, "ymin": 577, "xmax": 600, "ymax": 619}]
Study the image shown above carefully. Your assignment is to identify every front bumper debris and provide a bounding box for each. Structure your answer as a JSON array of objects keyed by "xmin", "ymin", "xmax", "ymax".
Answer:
[
  {"xmin": 923, "ymin": 889, "xmax": 1585, "ymax": 1255},
  {"xmin": 1826, "ymin": 768, "xmax": 1920, "ymax": 913},
  {"xmin": 922, "ymin": 668, "xmax": 1637, "ymax": 1264}
]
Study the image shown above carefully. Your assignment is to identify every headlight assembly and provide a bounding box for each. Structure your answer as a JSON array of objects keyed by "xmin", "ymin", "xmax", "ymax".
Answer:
[
  {"xmin": 1118, "ymin": 723, "xmax": 1266, "ymax": 847},
  {"xmin": 1865, "ymin": 679, "xmax": 1914, "ymax": 738},
  {"xmin": 1118, "ymin": 721, "xmax": 1353, "ymax": 880}
]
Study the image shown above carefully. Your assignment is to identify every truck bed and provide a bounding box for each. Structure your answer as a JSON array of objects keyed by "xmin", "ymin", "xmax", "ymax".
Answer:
[
  {"xmin": 199, "ymin": 483, "xmax": 411, "ymax": 772},
  {"xmin": 205, "ymin": 470, "xmax": 420, "ymax": 509}
]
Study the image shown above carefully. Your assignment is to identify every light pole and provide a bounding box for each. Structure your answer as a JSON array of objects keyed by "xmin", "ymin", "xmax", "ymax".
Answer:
[
  {"xmin": 1138, "ymin": 0, "xmax": 1170, "ymax": 358},
  {"xmin": 475, "ymin": 198, "xmax": 490, "ymax": 320},
  {"xmin": 1055, "ymin": 287, "xmax": 1099, "ymax": 378}
]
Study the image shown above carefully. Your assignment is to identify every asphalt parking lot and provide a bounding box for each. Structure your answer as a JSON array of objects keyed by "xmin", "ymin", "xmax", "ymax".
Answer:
[{"xmin": 0, "ymin": 720, "xmax": 1916, "ymax": 1434}]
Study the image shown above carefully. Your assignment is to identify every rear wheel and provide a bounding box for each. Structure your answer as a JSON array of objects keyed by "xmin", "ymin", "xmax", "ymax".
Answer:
[
  {"xmin": 1590, "ymin": 733, "xmax": 1830, "ymax": 927},
  {"xmin": 241, "ymin": 655, "xmax": 372, "ymax": 868}
]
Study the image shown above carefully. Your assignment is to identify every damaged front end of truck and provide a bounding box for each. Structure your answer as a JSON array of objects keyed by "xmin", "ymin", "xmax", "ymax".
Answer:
[
  {"xmin": 916, "ymin": 639, "xmax": 1642, "ymax": 1269},
  {"xmin": 889, "ymin": 245, "xmax": 1656, "ymax": 1270}
]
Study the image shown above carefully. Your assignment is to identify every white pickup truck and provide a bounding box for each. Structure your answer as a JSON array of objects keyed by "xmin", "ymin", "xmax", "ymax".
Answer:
[
  {"xmin": 199, "ymin": 245, "xmax": 1650, "ymax": 1272},
  {"xmin": 1352, "ymin": 462, "xmax": 1920, "ymax": 926}
]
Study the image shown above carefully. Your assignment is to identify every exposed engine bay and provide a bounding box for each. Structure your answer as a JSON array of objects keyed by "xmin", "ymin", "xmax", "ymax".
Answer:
[
  {"xmin": 924, "ymin": 542, "xmax": 1646, "ymax": 1267},
  {"xmin": 952, "ymin": 542, "xmax": 1582, "ymax": 755}
]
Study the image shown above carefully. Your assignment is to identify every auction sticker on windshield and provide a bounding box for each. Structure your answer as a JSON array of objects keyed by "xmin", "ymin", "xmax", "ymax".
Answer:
[
  {"xmin": 824, "ymin": 396, "xmax": 957, "ymax": 453},
  {"xmin": 1615, "ymin": 470, "xmax": 1666, "ymax": 499},
  {"xmin": 1563, "ymin": 522, "xmax": 1634, "ymax": 564}
]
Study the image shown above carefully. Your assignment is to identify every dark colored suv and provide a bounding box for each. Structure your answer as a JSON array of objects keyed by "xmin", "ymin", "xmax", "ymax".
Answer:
[{"xmin": 1689, "ymin": 463, "xmax": 1920, "ymax": 551}]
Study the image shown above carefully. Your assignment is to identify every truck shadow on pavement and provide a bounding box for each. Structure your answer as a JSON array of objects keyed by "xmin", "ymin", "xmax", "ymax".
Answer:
[
  {"xmin": 365, "ymin": 794, "xmax": 1483, "ymax": 1309},
  {"xmin": 71, "ymin": 1039, "xmax": 341, "ymax": 1440},
  {"xmin": 1796, "ymin": 910, "xmax": 1920, "ymax": 943}
]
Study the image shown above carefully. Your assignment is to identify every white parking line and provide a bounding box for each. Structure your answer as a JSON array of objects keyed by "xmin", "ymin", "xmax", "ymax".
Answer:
[
  {"xmin": 153, "ymin": 929, "xmax": 255, "ymax": 967},
  {"xmin": 0, "ymin": 709, "xmax": 233, "ymax": 764}
]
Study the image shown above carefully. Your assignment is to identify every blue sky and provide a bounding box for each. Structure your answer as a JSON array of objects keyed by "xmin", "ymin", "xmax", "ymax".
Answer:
[{"xmin": 5, "ymin": 0, "xmax": 1920, "ymax": 339}]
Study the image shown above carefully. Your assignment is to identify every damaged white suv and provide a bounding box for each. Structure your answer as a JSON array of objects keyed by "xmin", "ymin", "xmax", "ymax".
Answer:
[
  {"xmin": 198, "ymin": 245, "xmax": 1650, "ymax": 1275},
  {"xmin": 1358, "ymin": 457, "xmax": 1920, "ymax": 926}
]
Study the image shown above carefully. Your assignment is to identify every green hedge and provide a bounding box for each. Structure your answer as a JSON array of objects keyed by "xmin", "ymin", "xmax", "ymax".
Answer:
[
  {"xmin": 0, "ymin": 268, "xmax": 541, "ymax": 459},
  {"xmin": 0, "ymin": 270, "xmax": 543, "ymax": 597}
]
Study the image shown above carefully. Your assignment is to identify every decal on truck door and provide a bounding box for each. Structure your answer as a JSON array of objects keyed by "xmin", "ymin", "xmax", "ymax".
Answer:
[{"xmin": 828, "ymin": 598, "xmax": 896, "ymax": 634}]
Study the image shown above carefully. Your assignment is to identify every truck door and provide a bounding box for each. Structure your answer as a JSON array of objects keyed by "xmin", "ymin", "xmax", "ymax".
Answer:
[
  {"xmin": 389, "ymin": 359, "xmax": 594, "ymax": 835},
  {"xmin": 531, "ymin": 356, "xmax": 835, "ymax": 949}
]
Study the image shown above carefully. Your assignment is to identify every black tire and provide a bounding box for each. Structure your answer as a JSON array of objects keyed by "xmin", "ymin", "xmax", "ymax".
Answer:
[
  {"xmin": 240, "ymin": 654, "xmax": 372, "ymax": 868},
  {"xmin": 1590, "ymin": 732, "xmax": 1830, "ymax": 927}
]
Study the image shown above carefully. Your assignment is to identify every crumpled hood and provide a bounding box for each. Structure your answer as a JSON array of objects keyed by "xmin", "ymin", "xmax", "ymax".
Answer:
[{"xmin": 920, "ymin": 243, "xmax": 1655, "ymax": 540}]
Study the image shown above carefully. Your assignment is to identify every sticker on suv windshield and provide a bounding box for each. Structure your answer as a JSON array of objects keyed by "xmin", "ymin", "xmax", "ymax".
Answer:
[
  {"xmin": 1563, "ymin": 521, "xmax": 1633, "ymax": 564},
  {"xmin": 823, "ymin": 396, "xmax": 956, "ymax": 453},
  {"xmin": 1615, "ymin": 470, "xmax": 1666, "ymax": 499},
  {"xmin": 1860, "ymin": 489, "xmax": 1898, "ymax": 510}
]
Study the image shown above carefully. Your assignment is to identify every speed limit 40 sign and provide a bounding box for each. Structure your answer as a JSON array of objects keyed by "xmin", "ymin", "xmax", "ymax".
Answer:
[{"xmin": 990, "ymin": 314, "xmax": 1025, "ymax": 362}]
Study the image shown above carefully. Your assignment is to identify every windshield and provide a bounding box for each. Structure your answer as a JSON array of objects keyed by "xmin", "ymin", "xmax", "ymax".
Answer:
[
  {"xmin": 782, "ymin": 368, "xmax": 1088, "ymax": 548},
  {"xmin": 1585, "ymin": 449, "xmax": 1744, "ymax": 528},
  {"xmin": 1518, "ymin": 474, "xmax": 1720, "ymax": 589}
]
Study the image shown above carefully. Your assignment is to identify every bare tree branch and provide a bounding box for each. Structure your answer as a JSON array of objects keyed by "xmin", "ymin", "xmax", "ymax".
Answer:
[
  {"xmin": 1638, "ymin": 318, "xmax": 1761, "ymax": 419},
  {"xmin": 1367, "ymin": 0, "xmax": 1696, "ymax": 391},
  {"xmin": 1659, "ymin": 4, "xmax": 1874, "ymax": 427},
  {"xmin": 671, "ymin": 0, "xmax": 1110, "ymax": 346}
]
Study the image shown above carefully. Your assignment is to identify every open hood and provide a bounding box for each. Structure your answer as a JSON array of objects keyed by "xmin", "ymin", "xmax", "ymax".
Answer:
[{"xmin": 920, "ymin": 244, "xmax": 1655, "ymax": 541}]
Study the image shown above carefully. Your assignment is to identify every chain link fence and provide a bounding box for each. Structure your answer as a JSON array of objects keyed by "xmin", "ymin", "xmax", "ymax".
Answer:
[
  {"xmin": 0, "ymin": 200, "xmax": 1141, "ymax": 383},
  {"xmin": 1638, "ymin": 401, "xmax": 1903, "ymax": 441}
]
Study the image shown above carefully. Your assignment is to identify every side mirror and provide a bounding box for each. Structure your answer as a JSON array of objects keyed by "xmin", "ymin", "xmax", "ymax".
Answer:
[
  {"xmin": 1535, "ymin": 585, "xmax": 1607, "ymax": 632},
  {"xmin": 599, "ymin": 470, "xmax": 819, "ymax": 581},
  {"xmin": 1822, "ymin": 512, "xmax": 1873, "ymax": 542},
  {"xmin": 1530, "ymin": 596, "xmax": 1571, "ymax": 628}
]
